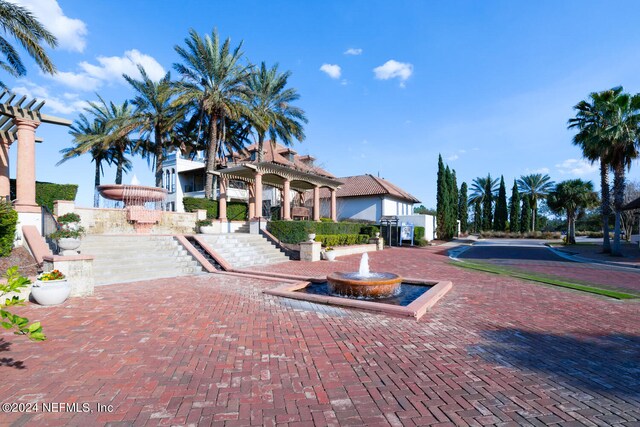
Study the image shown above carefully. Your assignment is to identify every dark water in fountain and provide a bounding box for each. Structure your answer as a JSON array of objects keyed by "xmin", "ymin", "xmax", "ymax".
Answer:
[{"xmin": 297, "ymin": 282, "xmax": 432, "ymax": 306}]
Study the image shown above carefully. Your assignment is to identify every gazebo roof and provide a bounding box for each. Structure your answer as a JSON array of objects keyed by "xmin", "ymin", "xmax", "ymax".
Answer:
[
  {"xmin": 0, "ymin": 89, "xmax": 71, "ymax": 142},
  {"xmin": 219, "ymin": 162, "xmax": 342, "ymax": 191}
]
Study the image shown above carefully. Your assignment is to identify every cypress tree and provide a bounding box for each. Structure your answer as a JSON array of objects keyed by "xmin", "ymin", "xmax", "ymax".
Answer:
[
  {"xmin": 494, "ymin": 176, "xmax": 508, "ymax": 231},
  {"xmin": 473, "ymin": 201, "xmax": 482, "ymax": 233},
  {"xmin": 449, "ymin": 169, "xmax": 459, "ymax": 237},
  {"xmin": 520, "ymin": 196, "xmax": 531, "ymax": 233},
  {"xmin": 436, "ymin": 155, "xmax": 447, "ymax": 238},
  {"xmin": 509, "ymin": 180, "xmax": 520, "ymax": 233},
  {"xmin": 459, "ymin": 182, "xmax": 468, "ymax": 234},
  {"xmin": 482, "ymin": 174, "xmax": 493, "ymax": 230}
]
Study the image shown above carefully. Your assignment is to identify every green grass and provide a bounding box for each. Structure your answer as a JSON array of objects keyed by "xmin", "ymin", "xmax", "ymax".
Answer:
[{"xmin": 450, "ymin": 260, "xmax": 639, "ymax": 300}]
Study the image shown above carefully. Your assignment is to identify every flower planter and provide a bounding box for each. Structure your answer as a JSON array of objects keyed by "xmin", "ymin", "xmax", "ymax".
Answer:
[
  {"xmin": 325, "ymin": 251, "xmax": 337, "ymax": 262},
  {"xmin": 57, "ymin": 237, "xmax": 81, "ymax": 255},
  {"xmin": 31, "ymin": 279, "xmax": 71, "ymax": 306},
  {"xmin": 199, "ymin": 225, "xmax": 216, "ymax": 234},
  {"xmin": 61, "ymin": 222, "xmax": 80, "ymax": 231},
  {"xmin": 308, "ymin": 233, "xmax": 316, "ymax": 242}
]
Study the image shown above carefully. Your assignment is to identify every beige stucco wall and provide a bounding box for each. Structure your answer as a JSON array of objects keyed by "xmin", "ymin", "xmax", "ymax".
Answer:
[{"xmin": 74, "ymin": 207, "xmax": 197, "ymax": 235}]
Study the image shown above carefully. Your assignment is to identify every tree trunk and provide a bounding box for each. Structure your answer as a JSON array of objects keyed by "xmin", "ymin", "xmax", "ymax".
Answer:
[
  {"xmin": 611, "ymin": 164, "xmax": 625, "ymax": 256},
  {"xmin": 600, "ymin": 159, "xmax": 611, "ymax": 253},
  {"xmin": 154, "ymin": 128, "xmax": 164, "ymax": 188},
  {"xmin": 204, "ymin": 116, "xmax": 218, "ymax": 199},
  {"xmin": 257, "ymin": 133, "xmax": 265, "ymax": 162},
  {"xmin": 531, "ymin": 197, "xmax": 536, "ymax": 232},
  {"xmin": 115, "ymin": 151, "xmax": 123, "ymax": 185},
  {"xmin": 567, "ymin": 212, "xmax": 576, "ymax": 245},
  {"xmin": 94, "ymin": 162, "xmax": 101, "ymax": 208}
]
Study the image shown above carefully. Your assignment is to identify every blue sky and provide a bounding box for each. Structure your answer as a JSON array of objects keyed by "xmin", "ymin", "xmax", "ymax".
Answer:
[{"xmin": 6, "ymin": 0, "xmax": 640, "ymax": 209}]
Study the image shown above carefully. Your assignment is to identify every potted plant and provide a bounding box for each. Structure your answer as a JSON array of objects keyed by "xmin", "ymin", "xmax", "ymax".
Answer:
[
  {"xmin": 196, "ymin": 219, "xmax": 215, "ymax": 234},
  {"xmin": 308, "ymin": 233, "xmax": 316, "ymax": 242},
  {"xmin": 324, "ymin": 246, "xmax": 336, "ymax": 261},
  {"xmin": 57, "ymin": 212, "xmax": 81, "ymax": 231},
  {"xmin": 31, "ymin": 269, "xmax": 71, "ymax": 306},
  {"xmin": 49, "ymin": 226, "xmax": 85, "ymax": 255}
]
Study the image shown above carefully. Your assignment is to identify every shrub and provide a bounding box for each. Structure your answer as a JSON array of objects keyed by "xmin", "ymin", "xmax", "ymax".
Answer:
[
  {"xmin": 314, "ymin": 221, "xmax": 363, "ymax": 235},
  {"xmin": 227, "ymin": 202, "xmax": 248, "ymax": 220},
  {"xmin": 267, "ymin": 220, "xmax": 313, "ymax": 243},
  {"xmin": 414, "ymin": 226, "xmax": 425, "ymax": 242},
  {"xmin": 359, "ymin": 225, "xmax": 380, "ymax": 238},
  {"xmin": 0, "ymin": 201, "xmax": 17, "ymax": 257},
  {"xmin": 57, "ymin": 212, "xmax": 81, "ymax": 224},
  {"xmin": 10, "ymin": 179, "xmax": 78, "ymax": 212},
  {"xmin": 478, "ymin": 230, "xmax": 562, "ymax": 240},
  {"xmin": 183, "ymin": 197, "xmax": 247, "ymax": 220},
  {"xmin": 196, "ymin": 219, "xmax": 212, "ymax": 227},
  {"xmin": 49, "ymin": 226, "xmax": 85, "ymax": 240},
  {"xmin": 320, "ymin": 217, "xmax": 333, "ymax": 222},
  {"xmin": 314, "ymin": 234, "xmax": 369, "ymax": 247}
]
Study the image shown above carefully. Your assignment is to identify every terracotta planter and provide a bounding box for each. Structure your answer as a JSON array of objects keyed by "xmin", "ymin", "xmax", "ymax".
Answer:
[{"xmin": 31, "ymin": 279, "xmax": 71, "ymax": 306}]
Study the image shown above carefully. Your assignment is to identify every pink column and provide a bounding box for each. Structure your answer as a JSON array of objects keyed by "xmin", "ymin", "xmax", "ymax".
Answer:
[
  {"xmin": 282, "ymin": 179, "xmax": 291, "ymax": 220},
  {"xmin": 255, "ymin": 172, "xmax": 263, "ymax": 218},
  {"xmin": 14, "ymin": 119, "xmax": 40, "ymax": 212},
  {"xmin": 313, "ymin": 185, "xmax": 320, "ymax": 221},
  {"xmin": 248, "ymin": 183, "xmax": 255, "ymax": 219},
  {"xmin": 219, "ymin": 176, "xmax": 227, "ymax": 220},
  {"xmin": 330, "ymin": 188, "xmax": 337, "ymax": 222},
  {"xmin": 0, "ymin": 138, "xmax": 10, "ymax": 200}
]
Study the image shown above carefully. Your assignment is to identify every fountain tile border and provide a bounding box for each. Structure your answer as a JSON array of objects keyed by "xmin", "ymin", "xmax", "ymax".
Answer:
[{"xmin": 263, "ymin": 278, "xmax": 452, "ymax": 320}]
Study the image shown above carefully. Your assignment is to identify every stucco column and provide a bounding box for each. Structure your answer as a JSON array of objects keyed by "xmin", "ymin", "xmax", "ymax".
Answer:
[
  {"xmin": 14, "ymin": 119, "xmax": 40, "ymax": 212},
  {"xmin": 248, "ymin": 183, "xmax": 255, "ymax": 219},
  {"xmin": 313, "ymin": 185, "xmax": 320, "ymax": 221},
  {"xmin": 254, "ymin": 172, "xmax": 263, "ymax": 218},
  {"xmin": 0, "ymin": 138, "xmax": 10, "ymax": 200},
  {"xmin": 282, "ymin": 179, "xmax": 291, "ymax": 220},
  {"xmin": 330, "ymin": 188, "xmax": 337, "ymax": 222},
  {"xmin": 218, "ymin": 176, "xmax": 227, "ymax": 220}
]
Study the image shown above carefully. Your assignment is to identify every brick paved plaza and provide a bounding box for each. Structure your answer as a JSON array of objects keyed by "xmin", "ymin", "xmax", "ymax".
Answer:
[{"xmin": 1, "ymin": 247, "xmax": 639, "ymax": 426}]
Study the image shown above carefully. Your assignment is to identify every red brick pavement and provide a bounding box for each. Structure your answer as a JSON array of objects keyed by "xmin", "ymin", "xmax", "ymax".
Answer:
[{"xmin": 0, "ymin": 247, "xmax": 638, "ymax": 426}]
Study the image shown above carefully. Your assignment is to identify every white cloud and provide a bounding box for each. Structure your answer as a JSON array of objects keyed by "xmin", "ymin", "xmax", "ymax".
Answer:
[
  {"xmin": 13, "ymin": 80, "xmax": 88, "ymax": 115},
  {"xmin": 525, "ymin": 167, "xmax": 550, "ymax": 174},
  {"xmin": 344, "ymin": 48, "xmax": 363, "ymax": 56},
  {"xmin": 320, "ymin": 63, "xmax": 341, "ymax": 79},
  {"xmin": 446, "ymin": 154, "xmax": 459, "ymax": 161},
  {"xmin": 46, "ymin": 49, "xmax": 166, "ymax": 91},
  {"xmin": 12, "ymin": 0, "xmax": 88, "ymax": 52},
  {"xmin": 555, "ymin": 159, "xmax": 598, "ymax": 176},
  {"xmin": 373, "ymin": 60, "xmax": 414, "ymax": 87}
]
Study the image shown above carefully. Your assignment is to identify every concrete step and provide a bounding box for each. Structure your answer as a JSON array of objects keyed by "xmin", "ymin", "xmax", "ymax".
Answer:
[{"xmin": 197, "ymin": 233, "xmax": 289, "ymax": 268}]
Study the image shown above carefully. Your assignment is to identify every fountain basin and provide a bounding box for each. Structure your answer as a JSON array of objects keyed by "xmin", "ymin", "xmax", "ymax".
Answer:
[
  {"xmin": 327, "ymin": 271, "xmax": 403, "ymax": 298},
  {"xmin": 97, "ymin": 184, "xmax": 168, "ymax": 206}
]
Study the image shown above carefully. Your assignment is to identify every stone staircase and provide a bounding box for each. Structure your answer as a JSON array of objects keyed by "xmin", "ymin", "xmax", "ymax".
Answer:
[
  {"xmin": 234, "ymin": 222, "xmax": 250, "ymax": 233},
  {"xmin": 81, "ymin": 235, "xmax": 204, "ymax": 286},
  {"xmin": 198, "ymin": 233, "xmax": 290, "ymax": 269}
]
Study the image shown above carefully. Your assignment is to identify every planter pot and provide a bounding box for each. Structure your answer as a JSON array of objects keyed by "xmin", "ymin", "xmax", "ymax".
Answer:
[
  {"xmin": 375, "ymin": 232, "xmax": 380, "ymax": 238},
  {"xmin": 57, "ymin": 238, "xmax": 81, "ymax": 256},
  {"xmin": 325, "ymin": 251, "xmax": 337, "ymax": 262},
  {"xmin": 60, "ymin": 222, "xmax": 80, "ymax": 231},
  {"xmin": 31, "ymin": 279, "xmax": 71, "ymax": 306},
  {"xmin": 308, "ymin": 233, "xmax": 316, "ymax": 242},
  {"xmin": 199, "ymin": 225, "xmax": 216, "ymax": 234}
]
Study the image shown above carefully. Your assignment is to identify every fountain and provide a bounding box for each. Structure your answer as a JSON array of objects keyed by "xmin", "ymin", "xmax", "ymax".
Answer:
[
  {"xmin": 326, "ymin": 253, "xmax": 403, "ymax": 298},
  {"xmin": 97, "ymin": 176, "xmax": 168, "ymax": 234}
]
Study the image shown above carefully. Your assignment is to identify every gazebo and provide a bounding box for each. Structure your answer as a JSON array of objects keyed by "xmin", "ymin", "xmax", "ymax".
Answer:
[
  {"xmin": 0, "ymin": 90, "xmax": 71, "ymax": 213},
  {"xmin": 218, "ymin": 162, "xmax": 342, "ymax": 222}
]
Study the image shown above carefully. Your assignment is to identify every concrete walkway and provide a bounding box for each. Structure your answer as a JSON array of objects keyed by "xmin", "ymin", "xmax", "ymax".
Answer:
[{"xmin": 1, "ymin": 247, "xmax": 638, "ymax": 426}]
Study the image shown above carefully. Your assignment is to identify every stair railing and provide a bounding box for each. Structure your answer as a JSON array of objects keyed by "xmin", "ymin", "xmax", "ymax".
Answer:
[{"xmin": 41, "ymin": 205, "xmax": 60, "ymax": 254}]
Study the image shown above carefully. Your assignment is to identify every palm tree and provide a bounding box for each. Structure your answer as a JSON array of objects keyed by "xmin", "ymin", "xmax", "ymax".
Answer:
[
  {"xmin": 468, "ymin": 174, "xmax": 498, "ymax": 230},
  {"xmin": 122, "ymin": 65, "xmax": 185, "ymax": 187},
  {"xmin": 547, "ymin": 179, "xmax": 598, "ymax": 245},
  {"xmin": 601, "ymin": 91, "xmax": 640, "ymax": 256},
  {"xmin": 59, "ymin": 114, "xmax": 112, "ymax": 207},
  {"xmin": 173, "ymin": 28, "xmax": 251, "ymax": 198},
  {"xmin": 246, "ymin": 62, "xmax": 307, "ymax": 161},
  {"xmin": 517, "ymin": 173, "xmax": 554, "ymax": 232},
  {"xmin": 568, "ymin": 87, "xmax": 623, "ymax": 253},
  {"xmin": 0, "ymin": 0, "xmax": 57, "ymax": 87}
]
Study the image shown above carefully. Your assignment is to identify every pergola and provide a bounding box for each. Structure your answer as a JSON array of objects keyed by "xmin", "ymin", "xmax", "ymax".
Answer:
[
  {"xmin": 218, "ymin": 162, "xmax": 343, "ymax": 221},
  {"xmin": 0, "ymin": 90, "xmax": 71, "ymax": 212}
]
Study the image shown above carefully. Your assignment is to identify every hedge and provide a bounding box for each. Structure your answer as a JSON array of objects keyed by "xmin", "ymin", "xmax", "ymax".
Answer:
[
  {"xmin": 182, "ymin": 197, "xmax": 248, "ymax": 220},
  {"xmin": 314, "ymin": 234, "xmax": 369, "ymax": 247},
  {"xmin": 267, "ymin": 220, "xmax": 380, "ymax": 244},
  {"xmin": 9, "ymin": 179, "xmax": 78, "ymax": 212},
  {"xmin": 414, "ymin": 226, "xmax": 425, "ymax": 242},
  {"xmin": 0, "ymin": 200, "xmax": 17, "ymax": 257}
]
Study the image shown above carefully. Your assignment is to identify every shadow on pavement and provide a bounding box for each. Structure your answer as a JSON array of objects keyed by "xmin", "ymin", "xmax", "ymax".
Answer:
[
  {"xmin": 459, "ymin": 246, "xmax": 575, "ymax": 262},
  {"xmin": 469, "ymin": 329, "xmax": 640, "ymax": 398},
  {"xmin": 0, "ymin": 339, "xmax": 26, "ymax": 370}
]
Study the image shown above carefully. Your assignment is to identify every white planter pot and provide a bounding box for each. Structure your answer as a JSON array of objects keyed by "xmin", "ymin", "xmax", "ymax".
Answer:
[
  {"xmin": 325, "ymin": 251, "xmax": 337, "ymax": 262},
  {"xmin": 199, "ymin": 225, "xmax": 216, "ymax": 234},
  {"xmin": 61, "ymin": 222, "xmax": 80, "ymax": 231},
  {"xmin": 308, "ymin": 233, "xmax": 316, "ymax": 242},
  {"xmin": 375, "ymin": 232, "xmax": 380, "ymax": 238},
  {"xmin": 31, "ymin": 279, "xmax": 71, "ymax": 306},
  {"xmin": 57, "ymin": 238, "xmax": 81, "ymax": 255}
]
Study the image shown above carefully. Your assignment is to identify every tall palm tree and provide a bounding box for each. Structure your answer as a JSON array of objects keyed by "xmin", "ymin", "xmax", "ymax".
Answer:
[
  {"xmin": 468, "ymin": 174, "xmax": 498, "ymax": 230},
  {"xmin": 59, "ymin": 114, "xmax": 112, "ymax": 207},
  {"xmin": 122, "ymin": 65, "xmax": 185, "ymax": 187},
  {"xmin": 517, "ymin": 173, "xmax": 554, "ymax": 231},
  {"xmin": 602, "ymin": 91, "xmax": 640, "ymax": 256},
  {"xmin": 246, "ymin": 62, "xmax": 307, "ymax": 161},
  {"xmin": 568, "ymin": 87, "xmax": 623, "ymax": 253},
  {"xmin": 0, "ymin": 0, "xmax": 57, "ymax": 87},
  {"xmin": 547, "ymin": 179, "xmax": 598, "ymax": 245},
  {"xmin": 173, "ymin": 28, "xmax": 251, "ymax": 199}
]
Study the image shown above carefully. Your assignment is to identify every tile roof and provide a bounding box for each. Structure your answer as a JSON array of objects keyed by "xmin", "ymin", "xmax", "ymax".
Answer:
[{"xmin": 319, "ymin": 174, "xmax": 420, "ymax": 203}]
